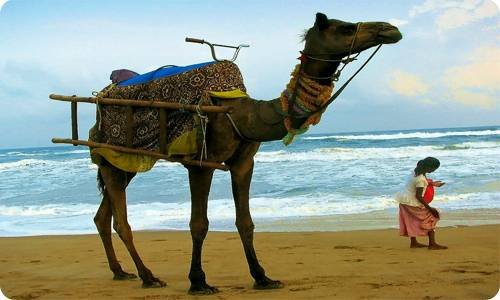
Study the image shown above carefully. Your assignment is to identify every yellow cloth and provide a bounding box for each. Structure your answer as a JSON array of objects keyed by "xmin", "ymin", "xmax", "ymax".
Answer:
[
  {"xmin": 91, "ymin": 148, "xmax": 157, "ymax": 173},
  {"xmin": 90, "ymin": 128, "xmax": 199, "ymax": 173},
  {"xmin": 208, "ymin": 89, "xmax": 247, "ymax": 99}
]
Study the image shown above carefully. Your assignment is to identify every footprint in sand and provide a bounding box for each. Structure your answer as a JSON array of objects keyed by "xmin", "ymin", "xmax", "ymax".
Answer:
[
  {"xmin": 334, "ymin": 245, "xmax": 362, "ymax": 251},
  {"xmin": 453, "ymin": 278, "xmax": 484, "ymax": 284},
  {"xmin": 344, "ymin": 258, "xmax": 364, "ymax": 262},
  {"xmin": 13, "ymin": 288, "xmax": 54, "ymax": 299},
  {"xmin": 290, "ymin": 286, "xmax": 313, "ymax": 292}
]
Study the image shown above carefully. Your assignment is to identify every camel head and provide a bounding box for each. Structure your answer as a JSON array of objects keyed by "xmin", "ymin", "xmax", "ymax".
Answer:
[{"xmin": 303, "ymin": 13, "xmax": 402, "ymax": 58}]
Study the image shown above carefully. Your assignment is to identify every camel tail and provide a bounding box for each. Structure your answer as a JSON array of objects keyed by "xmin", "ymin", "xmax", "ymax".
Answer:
[{"xmin": 97, "ymin": 169, "xmax": 105, "ymax": 195}]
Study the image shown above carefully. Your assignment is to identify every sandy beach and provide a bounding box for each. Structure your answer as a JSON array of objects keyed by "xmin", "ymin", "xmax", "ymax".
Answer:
[{"xmin": 1, "ymin": 224, "xmax": 498, "ymax": 299}]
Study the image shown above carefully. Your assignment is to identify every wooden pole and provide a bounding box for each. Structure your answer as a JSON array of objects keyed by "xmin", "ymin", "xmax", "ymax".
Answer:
[
  {"xmin": 49, "ymin": 94, "xmax": 232, "ymax": 113},
  {"xmin": 70, "ymin": 102, "xmax": 78, "ymax": 145},
  {"xmin": 51, "ymin": 138, "xmax": 229, "ymax": 171}
]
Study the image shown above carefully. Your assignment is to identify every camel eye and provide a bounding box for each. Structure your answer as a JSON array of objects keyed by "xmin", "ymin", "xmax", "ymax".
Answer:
[{"xmin": 338, "ymin": 24, "xmax": 356, "ymax": 35}]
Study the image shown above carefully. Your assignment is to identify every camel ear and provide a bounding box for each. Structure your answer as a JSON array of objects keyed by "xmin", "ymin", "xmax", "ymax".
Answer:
[{"xmin": 315, "ymin": 13, "xmax": 329, "ymax": 31}]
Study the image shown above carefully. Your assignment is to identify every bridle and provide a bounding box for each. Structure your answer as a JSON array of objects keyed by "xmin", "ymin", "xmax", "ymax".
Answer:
[
  {"xmin": 294, "ymin": 22, "xmax": 383, "ymax": 114},
  {"xmin": 300, "ymin": 22, "xmax": 363, "ymax": 81},
  {"xmin": 228, "ymin": 22, "xmax": 384, "ymax": 143}
]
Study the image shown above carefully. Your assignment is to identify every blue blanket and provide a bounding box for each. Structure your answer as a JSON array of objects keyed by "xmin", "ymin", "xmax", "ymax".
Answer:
[{"xmin": 118, "ymin": 61, "xmax": 216, "ymax": 86}]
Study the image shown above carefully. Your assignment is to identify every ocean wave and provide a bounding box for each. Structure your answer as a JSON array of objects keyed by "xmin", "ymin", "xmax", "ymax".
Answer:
[
  {"xmin": 1, "ymin": 191, "xmax": 498, "ymax": 236},
  {"xmin": 0, "ymin": 149, "xmax": 90, "ymax": 159},
  {"xmin": 2, "ymin": 191, "xmax": 496, "ymax": 220},
  {"xmin": 0, "ymin": 203, "xmax": 97, "ymax": 217},
  {"xmin": 0, "ymin": 159, "xmax": 55, "ymax": 171},
  {"xmin": 0, "ymin": 151, "xmax": 46, "ymax": 157},
  {"xmin": 1, "ymin": 142, "xmax": 498, "ymax": 172},
  {"xmin": 303, "ymin": 129, "xmax": 500, "ymax": 141},
  {"xmin": 0, "ymin": 156, "xmax": 183, "ymax": 172},
  {"xmin": 0, "ymin": 158, "xmax": 93, "ymax": 172},
  {"xmin": 0, "ymin": 194, "xmax": 394, "ymax": 220},
  {"xmin": 52, "ymin": 149, "xmax": 90, "ymax": 155},
  {"xmin": 255, "ymin": 142, "xmax": 500, "ymax": 162}
]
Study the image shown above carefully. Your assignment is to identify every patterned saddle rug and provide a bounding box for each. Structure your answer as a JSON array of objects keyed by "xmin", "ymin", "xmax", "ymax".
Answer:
[{"xmin": 89, "ymin": 61, "xmax": 247, "ymax": 157}]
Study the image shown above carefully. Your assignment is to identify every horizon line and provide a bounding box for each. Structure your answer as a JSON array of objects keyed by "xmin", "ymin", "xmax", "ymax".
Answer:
[{"xmin": 0, "ymin": 124, "xmax": 498, "ymax": 151}]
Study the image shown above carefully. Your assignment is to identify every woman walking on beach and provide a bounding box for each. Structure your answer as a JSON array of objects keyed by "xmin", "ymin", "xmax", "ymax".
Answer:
[{"xmin": 397, "ymin": 157, "xmax": 448, "ymax": 250}]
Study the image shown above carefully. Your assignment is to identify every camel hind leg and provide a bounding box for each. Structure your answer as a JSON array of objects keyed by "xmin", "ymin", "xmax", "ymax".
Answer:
[
  {"xmin": 94, "ymin": 169, "xmax": 137, "ymax": 280},
  {"xmin": 98, "ymin": 161, "xmax": 166, "ymax": 288}
]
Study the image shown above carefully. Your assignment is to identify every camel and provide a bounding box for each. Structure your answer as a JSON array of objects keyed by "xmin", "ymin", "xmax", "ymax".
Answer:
[{"xmin": 92, "ymin": 12, "xmax": 402, "ymax": 294}]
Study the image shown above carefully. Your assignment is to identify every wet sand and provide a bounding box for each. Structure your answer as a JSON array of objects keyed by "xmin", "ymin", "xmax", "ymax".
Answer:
[{"xmin": 1, "ymin": 225, "xmax": 499, "ymax": 299}]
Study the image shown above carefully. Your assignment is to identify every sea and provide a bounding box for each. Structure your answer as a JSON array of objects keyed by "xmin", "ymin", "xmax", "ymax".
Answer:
[{"xmin": 0, "ymin": 126, "xmax": 499, "ymax": 237}]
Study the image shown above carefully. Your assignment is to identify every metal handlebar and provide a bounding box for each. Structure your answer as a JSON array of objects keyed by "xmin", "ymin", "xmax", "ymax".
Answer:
[
  {"xmin": 185, "ymin": 37, "xmax": 205, "ymax": 44},
  {"xmin": 185, "ymin": 37, "xmax": 249, "ymax": 62}
]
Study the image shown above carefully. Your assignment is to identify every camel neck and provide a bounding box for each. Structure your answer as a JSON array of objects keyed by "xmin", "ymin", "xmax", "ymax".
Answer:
[{"xmin": 301, "ymin": 58, "xmax": 341, "ymax": 86}]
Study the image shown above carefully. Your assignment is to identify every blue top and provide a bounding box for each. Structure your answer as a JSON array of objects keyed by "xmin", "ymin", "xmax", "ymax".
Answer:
[{"xmin": 118, "ymin": 61, "xmax": 216, "ymax": 86}]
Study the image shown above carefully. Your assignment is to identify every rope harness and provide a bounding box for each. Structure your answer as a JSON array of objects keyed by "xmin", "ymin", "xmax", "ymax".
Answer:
[
  {"xmin": 195, "ymin": 104, "xmax": 209, "ymax": 166},
  {"xmin": 280, "ymin": 22, "xmax": 383, "ymax": 144}
]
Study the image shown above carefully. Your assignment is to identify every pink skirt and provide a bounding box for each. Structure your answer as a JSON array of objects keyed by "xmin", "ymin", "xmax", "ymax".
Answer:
[{"xmin": 399, "ymin": 204, "xmax": 439, "ymax": 237}]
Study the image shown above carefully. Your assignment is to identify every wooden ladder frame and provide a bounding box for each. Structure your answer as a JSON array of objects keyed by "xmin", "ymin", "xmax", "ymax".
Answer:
[{"xmin": 50, "ymin": 94, "xmax": 231, "ymax": 171}]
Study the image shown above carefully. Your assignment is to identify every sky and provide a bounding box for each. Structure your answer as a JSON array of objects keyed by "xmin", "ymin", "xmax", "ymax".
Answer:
[{"xmin": 0, "ymin": 0, "xmax": 499, "ymax": 148}]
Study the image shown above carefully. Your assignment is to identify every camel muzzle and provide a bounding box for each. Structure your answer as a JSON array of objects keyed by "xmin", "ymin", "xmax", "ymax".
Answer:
[{"xmin": 378, "ymin": 23, "xmax": 402, "ymax": 44}]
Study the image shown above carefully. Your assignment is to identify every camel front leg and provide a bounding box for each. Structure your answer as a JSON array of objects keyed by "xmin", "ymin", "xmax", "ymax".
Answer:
[
  {"xmin": 230, "ymin": 157, "xmax": 284, "ymax": 290},
  {"xmin": 187, "ymin": 166, "xmax": 218, "ymax": 294}
]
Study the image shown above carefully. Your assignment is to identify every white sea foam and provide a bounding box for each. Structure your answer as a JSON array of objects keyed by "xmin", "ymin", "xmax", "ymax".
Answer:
[
  {"xmin": 0, "ymin": 149, "xmax": 89, "ymax": 157},
  {"xmin": 52, "ymin": 149, "xmax": 90, "ymax": 155},
  {"xmin": 0, "ymin": 159, "xmax": 54, "ymax": 171},
  {"xmin": 1, "ymin": 191, "xmax": 498, "ymax": 236},
  {"xmin": 0, "ymin": 203, "xmax": 96, "ymax": 216},
  {"xmin": 255, "ymin": 142, "xmax": 500, "ymax": 163},
  {"xmin": 0, "ymin": 158, "xmax": 93, "ymax": 172},
  {"xmin": 0, "ymin": 157, "xmax": 183, "ymax": 173},
  {"xmin": 303, "ymin": 129, "xmax": 500, "ymax": 141}
]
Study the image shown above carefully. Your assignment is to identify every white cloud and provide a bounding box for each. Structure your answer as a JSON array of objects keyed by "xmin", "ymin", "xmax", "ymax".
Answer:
[
  {"xmin": 0, "ymin": 0, "xmax": 8, "ymax": 10},
  {"xmin": 388, "ymin": 70, "xmax": 430, "ymax": 97},
  {"xmin": 436, "ymin": 0, "xmax": 498, "ymax": 31},
  {"xmin": 388, "ymin": 18, "xmax": 409, "ymax": 27},
  {"xmin": 409, "ymin": 0, "xmax": 481, "ymax": 17},
  {"xmin": 409, "ymin": 0, "xmax": 499, "ymax": 32},
  {"xmin": 442, "ymin": 45, "xmax": 500, "ymax": 108},
  {"xmin": 388, "ymin": 46, "xmax": 499, "ymax": 109}
]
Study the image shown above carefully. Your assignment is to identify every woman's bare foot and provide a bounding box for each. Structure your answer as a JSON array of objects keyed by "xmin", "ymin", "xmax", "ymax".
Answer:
[
  {"xmin": 410, "ymin": 237, "xmax": 427, "ymax": 248},
  {"xmin": 428, "ymin": 243, "xmax": 448, "ymax": 250}
]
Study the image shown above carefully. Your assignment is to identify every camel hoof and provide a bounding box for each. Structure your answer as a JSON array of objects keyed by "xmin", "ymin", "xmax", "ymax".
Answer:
[
  {"xmin": 188, "ymin": 284, "xmax": 219, "ymax": 295},
  {"xmin": 113, "ymin": 271, "xmax": 137, "ymax": 280},
  {"xmin": 142, "ymin": 279, "xmax": 167, "ymax": 288},
  {"xmin": 253, "ymin": 278, "xmax": 284, "ymax": 290}
]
